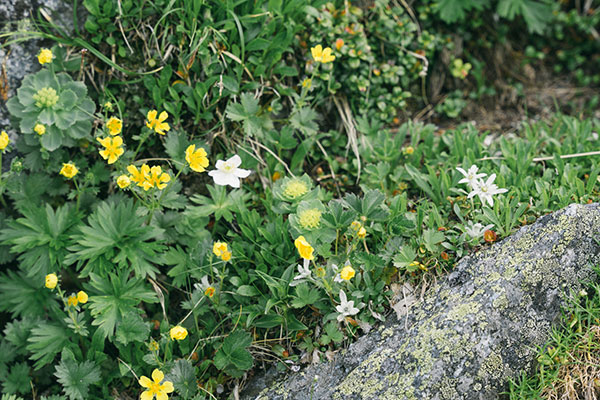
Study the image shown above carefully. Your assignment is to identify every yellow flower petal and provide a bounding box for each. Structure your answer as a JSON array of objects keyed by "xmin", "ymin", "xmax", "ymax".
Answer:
[
  {"xmin": 140, "ymin": 390, "xmax": 154, "ymax": 400},
  {"xmin": 139, "ymin": 376, "xmax": 152, "ymax": 388},
  {"xmin": 151, "ymin": 369, "xmax": 164, "ymax": 383},
  {"xmin": 161, "ymin": 381, "xmax": 174, "ymax": 393}
]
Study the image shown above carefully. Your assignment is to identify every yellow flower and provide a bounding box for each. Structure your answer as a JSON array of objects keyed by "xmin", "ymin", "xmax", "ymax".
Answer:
[
  {"xmin": 34, "ymin": 124, "xmax": 46, "ymax": 135},
  {"xmin": 127, "ymin": 164, "xmax": 150, "ymax": 187},
  {"xmin": 148, "ymin": 340, "xmax": 159, "ymax": 352},
  {"xmin": 37, "ymin": 48, "xmax": 53, "ymax": 65},
  {"xmin": 77, "ymin": 291, "xmax": 88, "ymax": 304},
  {"xmin": 0, "ymin": 130, "xmax": 9, "ymax": 151},
  {"xmin": 283, "ymin": 179, "xmax": 309, "ymax": 199},
  {"xmin": 311, "ymin": 44, "xmax": 336, "ymax": 63},
  {"xmin": 185, "ymin": 145, "xmax": 209, "ymax": 172},
  {"xmin": 204, "ymin": 286, "xmax": 216, "ymax": 297},
  {"xmin": 146, "ymin": 110, "xmax": 170, "ymax": 135},
  {"xmin": 106, "ymin": 117, "xmax": 122, "ymax": 135},
  {"xmin": 169, "ymin": 325, "xmax": 188, "ymax": 341},
  {"xmin": 116, "ymin": 175, "xmax": 131, "ymax": 189},
  {"xmin": 67, "ymin": 295, "xmax": 78, "ymax": 307},
  {"xmin": 357, "ymin": 227, "xmax": 366, "ymax": 239},
  {"xmin": 302, "ymin": 78, "xmax": 312, "ymax": 88},
  {"xmin": 294, "ymin": 235, "xmax": 314, "ymax": 260},
  {"xmin": 139, "ymin": 369, "xmax": 174, "ymax": 400},
  {"xmin": 221, "ymin": 250, "xmax": 232, "ymax": 262},
  {"xmin": 350, "ymin": 221, "xmax": 362, "ymax": 231},
  {"xmin": 143, "ymin": 166, "xmax": 171, "ymax": 191},
  {"xmin": 103, "ymin": 102, "xmax": 113, "ymax": 111},
  {"xmin": 403, "ymin": 146, "xmax": 414, "ymax": 155},
  {"xmin": 60, "ymin": 163, "xmax": 78, "ymax": 179},
  {"xmin": 213, "ymin": 242, "xmax": 228, "ymax": 257},
  {"xmin": 298, "ymin": 208, "xmax": 322, "ymax": 229},
  {"xmin": 340, "ymin": 265, "xmax": 355, "ymax": 281},
  {"xmin": 97, "ymin": 136, "xmax": 124, "ymax": 164},
  {"xmin": 45, "ymin": 273, "xmax": 58, "ymax": 289}
]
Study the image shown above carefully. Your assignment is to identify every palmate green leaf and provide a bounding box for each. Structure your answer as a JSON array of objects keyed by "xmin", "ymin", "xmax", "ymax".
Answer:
[
  {"xmin": 0, "ymin": 270, "xmax": 58, "ymax": 318},
  {"xmin": 290, "ymin": 107, "xmax": 318, "ymax": 136},
  {"xmin": 87, "ymin": 272, "xmax": 157, "ymax": 341},
  {"xmin": 435, "ymin": 0, "xmax": 490, "ymax": 23},
  {"xmin": 66, "ymin": 198, "xmax": 165, "ymax": 278},
  {"xmin": 497, "ymin": 0, "xmax": 553, "ymax": 34},
  {"xmin": 27, "ymin": 323, "xmax": 72, "ymax": 369},
  {"xmin": 168, "ymin": 360, "xmax": 198, "ymax": 399},
  {"xmin": 1, "ymin": 362, "xmax": 30, "ymax": 395},
  {"xmin": 54, "ymin": 357, "xmax": 101, "ymax": 400},
  {"xmin": 0, "ymin": 204, "xmax": 79, "ymax": 277},
  {"xmin": 115, "ymin": 311, "xmax": 150, "ymax": 345},
  {"xmin": 343, "ymin": 189, "xmax": 389, "ymax": 221},
  {"xmin": 213, "ymin": 330, "xmax": 253, "ymax": 378}
]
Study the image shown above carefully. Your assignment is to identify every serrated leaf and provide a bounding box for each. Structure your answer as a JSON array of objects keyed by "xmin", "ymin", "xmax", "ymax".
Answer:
[
  {"xmin": 54, "ymin": 358, "xmax": 101, "ymax": 400},
  {"xmin": 116, "ymin": 312, "xmax": 150, "ymax": 345},
  {"xmin": 2, "ymin": 362, "xmax": 30, "ymax": 395},
  {"xmin": 27, "ymin": 323, "xmax": 72, "ymax": 369},
  {"xmin": 168, "ymin": 360, "xmax": 198, "ymax": 398},
  {"xmin": 213, "ymin": 331, "xmax": 253, "ymax": 377}
]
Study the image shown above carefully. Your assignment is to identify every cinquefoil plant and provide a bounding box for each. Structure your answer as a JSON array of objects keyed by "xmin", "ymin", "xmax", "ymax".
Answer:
[{"xmin": 6, "ymin": 68, "xmax": 95, "ymax": 151}]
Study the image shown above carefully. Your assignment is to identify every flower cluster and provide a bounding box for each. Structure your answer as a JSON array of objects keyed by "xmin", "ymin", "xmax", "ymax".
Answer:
[
  {"xmin": 213, "ymin": 242, "xmax": 232, "ymax": 262},
  {"xmin": 67, "ymin": 291, "xmax": 88, "ymax": 307},
  {"xmin": 457, "ymin": 165, "xmax": 508, "ymax": 207},
  {"xmin": 37, "ymin": 48, "xmax": 53, "ymax": 65},
  {"xmin": 127, "ymin": 164, "xmax": 171, "ymax": 191}
]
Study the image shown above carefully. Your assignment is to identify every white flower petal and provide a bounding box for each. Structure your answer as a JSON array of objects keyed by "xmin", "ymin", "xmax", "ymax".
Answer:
[
  {"xmin": 215, "ymin": 160, "xmax": 226, "ymax": 170},
  {"xmin": 228, "ymin": 155, "xmax": 242, "ymax": 168},
  {"xmin": 234, "ymin": 168, "xmax": 251, "ymax": 178}
]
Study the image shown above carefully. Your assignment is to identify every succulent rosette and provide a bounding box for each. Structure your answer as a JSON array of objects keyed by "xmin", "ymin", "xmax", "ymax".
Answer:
[{"xmin": 6, "ymin": 69, "xmax": 95, "ymax": 151}]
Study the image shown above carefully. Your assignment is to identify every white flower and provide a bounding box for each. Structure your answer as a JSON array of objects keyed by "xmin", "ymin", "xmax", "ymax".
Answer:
[
  {"xmin": 467, "ymin": 173, "xmax": 508, "ymax": 207},
  {"xmin": 293, "ymin": 262, "xmax": 311, "ymax": 280},
  {"xmin": 464, "ymin": 221, "xmax": 494, "ymax": 239},
  {"xmin": 336, "ymin": 289, "xmax": 359, "ymax": 322},
  {"xmin": 457, "ymin": 165, "xmax": 486, "ymax": 188},
  {"xmin": 208, "ymin": 154, "xmax": 251, "ymax": 188}
]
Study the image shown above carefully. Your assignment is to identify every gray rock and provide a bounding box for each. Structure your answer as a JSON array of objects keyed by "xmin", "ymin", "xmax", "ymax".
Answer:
[{"xmin": 244, "ymin": 203, "xmax": 600, "ymax": 400}]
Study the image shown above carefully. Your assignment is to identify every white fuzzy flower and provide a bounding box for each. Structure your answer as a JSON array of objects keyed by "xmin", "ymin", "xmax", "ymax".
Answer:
[
  {"xmin": 293, "ymin": 262, "xmax": 311, "ymax": 281},
  {"xmin": 336, "ymin": 289, "xmax": 359, "ymax": 322},
  {"xmin": 467, "ymin": 173, "xmax": 508, "ymax": 207},
  {"xmin": 457, "ymin": 165, "xmax": 486, "ymax": 188},
  {"xmin": 464, "ymin": 221, "xmax": 494, "ymax": 239},
  {"xmin": 208, "ymin": 154, "xmax": 251, "ymax": 188}
]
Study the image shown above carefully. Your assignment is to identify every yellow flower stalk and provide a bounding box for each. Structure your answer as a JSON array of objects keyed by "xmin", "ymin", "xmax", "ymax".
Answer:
[
  {"xmin": 106, "ymin": 117, "xmax": 122, "ymax": 135},
  {"xmin": 60, "ymin": 163, "xmax": 78, "ymax": 179},
  {"xmin": 45, "ymin": 273, "xmax": 58, "ymax": 289},
  {"xmin": 97, "ymin": 136, "xmax": 124, "ymax": 164},
  {"xmin": 37, "ymin": 48, "xmax": 53, "ymax": 65},
  {"xmin": 146, "ymin": 110, "xmax": 170, "ymax": 135},
  {"xmin": 139, "ymin": 369, "xmax": 174, "ymax": 400},
  {"xmin": 0, "ymin": 130, "xmax": 9, "ymax": 151},
  {"xmin": 34, "ymin": 124, "xmax": 46, "ymax": 135},
  {"xmin": 77, "ymin": 291, "xmax": 88, "ymax": 304},
  {"xmin": 185, "ymin": 144, "xmax": 209, "ymax": 172},
  {"xmin": 116, "ymin": 175, "xmax": 131, "ymax": 189},
  {"xmin": 294, "ymin": 235, "xmax": 314, "ymax": 260},
  {"xmin": 127, "ymin": 164, "xmax": 150, "ymax": 187},
  {"xmin": 311, "ymin": 44, "xmax": 336, "ymax": 63},
  {"xmin": 143, "ymin": 166, "xmax": 170, "ymax": 191}
]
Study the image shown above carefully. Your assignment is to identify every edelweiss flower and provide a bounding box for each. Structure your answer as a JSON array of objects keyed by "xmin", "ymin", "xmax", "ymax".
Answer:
[
  {"xmin": 293, "ymin": 263, "xmax": 312, "ymax": 281},
  {"xmin": 336, "ymin": 290, "xmax": 359, "ymax": 322},
  {"xmin": 456, "ymin": 165, "xmax": 486, "ymax": 188},
  {"xmin": 139, "ymin": 369, "xmax": 174, "ymax": 400},
  {"xmin": 464, "ymin": 221, "xmax": 494, "ymax": 239},
  {"xmin": 208, "ymin": 155, "xmax": 251, "ymax": 188},
  {"xmin": 467, "ymin": 174, "xmax": 508, "ymax": 207}
]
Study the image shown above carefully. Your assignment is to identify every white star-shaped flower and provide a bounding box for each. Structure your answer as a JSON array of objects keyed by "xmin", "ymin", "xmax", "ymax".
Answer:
[
  {"xmin": 208, "ymin": 155, "xmax": 251, "ymax": 188},
  {"xmin": 336, "ymin": 290, "xmax": 359, "ymax": 322},
  {"xmin": 467, "ymin": 173, "xmax": 508, "ymax": 207},
  {"xmin": 464, "ymin": 221, "xmax": 494, "ymax": 239},
  {"xmin": 457, "ymin": 165, "xmax": 486, "ymax": 188}
]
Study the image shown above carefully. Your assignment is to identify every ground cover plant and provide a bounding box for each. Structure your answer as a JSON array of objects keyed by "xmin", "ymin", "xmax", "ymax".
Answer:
[{"xmin": 0, "ymin": 0, "xmax": 599, "ymax": 399}]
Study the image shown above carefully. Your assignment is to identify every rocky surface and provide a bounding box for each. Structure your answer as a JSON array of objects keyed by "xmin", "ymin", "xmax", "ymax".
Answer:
[
  {"xmin": 0, "ymin": 0, "xmax": 73, "ymax": 169},
  {"xmin": 244, "ymin": 203, "xmax": 600, "ymax": 400}
]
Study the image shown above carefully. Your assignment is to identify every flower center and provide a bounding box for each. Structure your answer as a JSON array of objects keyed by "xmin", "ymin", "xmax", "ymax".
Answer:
[
  {"xmin": 298, "ymin": 208, "xmax": 322, "ymax": 229},
  {"xmin": 223, "ymin": 162, "xmax": 234, "ymax": 172},
  {"xmin": 149, "ymin": 382, "xmax": 161, "ymax": 394},
  {"xmin": 283, "ymin": 180, "xmax": 309, "ymax": 199},
  {"xmin": 33, "ymin": 87, "xmax": 59, "ymax": 108}
]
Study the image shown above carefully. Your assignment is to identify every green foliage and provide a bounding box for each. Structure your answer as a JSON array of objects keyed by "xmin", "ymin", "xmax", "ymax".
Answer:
[
  {"xmin": 54, "ymin": 356, "xmax": 101, "ymax": 400},
  {"xmin": 213, "ymin": 331, "xmax": 253, "ymax": 378},
  {"xmin": 168, "ymin": 360, "xmax": 198, "ymax": 399}
]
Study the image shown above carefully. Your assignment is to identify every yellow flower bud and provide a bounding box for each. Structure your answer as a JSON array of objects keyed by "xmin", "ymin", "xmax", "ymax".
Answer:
[
  {"xmin": 77, "ymin": 291, "xmax": 88, "ymax": 304},
  {"xmin": 169, "ymin": 325, "xmax": 188, "ymax": 340},
  {"xmin": 37, "ymin": 48, "xmax": 53, "ymax": 65},
  {"xmin": 294, "ymin": 235, "xmax": 314, "ymax": 260},
  {"xmin": 340, "ymin": 265, "xmax": 355, "ymax": 281},
  {"xmin": 116, "ymin": 175, "xmax": 131, "ymax": 189},
  {"xmin": 67, "ymin": 295, "xmax": 78, "ymax": 307},
  {"xmin": 34, "ymin": 124, "xmax": 46, "ymax": 135},
  {"xmin": 45, "ymin": 273, "xmax": 58, "ymax": 289}
]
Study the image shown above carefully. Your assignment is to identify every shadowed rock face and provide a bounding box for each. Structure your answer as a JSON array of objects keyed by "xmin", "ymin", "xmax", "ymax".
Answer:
[{"xmin": 244, "ymin": 203, "xmax": 600, "ymax": 400}]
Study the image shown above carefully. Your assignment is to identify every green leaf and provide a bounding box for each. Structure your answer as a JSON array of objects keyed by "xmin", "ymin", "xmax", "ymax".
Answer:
[
  {"xmin": 2, "ymin": 362, "xmax": 30, "ymax": 395},
  {"xmin": 168, "ymin": 360, "xmax": 198, "ymax": 398},
  {"xmin": 27, "ymin": 323, "xmax": 72, "ymax": 369},
  {"xmin": 58, "ymin": 89, "xmax": 77, "ymax": 110},
  {"xmin": 115, "ymin": 312, "xmax": 150, "ymax": 345},
  {"xmin": 214, "ymin": 331, "xmax": 253, "ymax": 377},
  {"xmin": 237, "ymin": 285, "xmax": 260, "ymax": 297},
  {"xmin": 54, "ymin": 358, "xmax": 101, "ymax": 400},
  {"xmin": 435, "ymin": 0, "xmax": 489, "ymax": 22},
  {"xmin": 0, "ymin": 270, "xmax": 58, "ymax": 318},
  {"xmin": 290, "ymin": 107, "xmax": 318, "ymax": 136},
  {"xmin": 291, "ymin": 283, "xmax": 320, "ymax": 308}
]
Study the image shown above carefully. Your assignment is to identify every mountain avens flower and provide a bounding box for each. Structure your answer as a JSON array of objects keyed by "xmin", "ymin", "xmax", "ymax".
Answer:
[
  {"xmin": 185, "ymin": 144, "xmax": 209, "ymax": 172},
  {"xmin": 60, "ymin": 163, "xmax": 78, "ymax": 179},
  {"xmin": 97, "ymin": 136, "xmax": 124, "ymax": 164},
  {"xmin": 294, "ymin": 236, "xmax": 314, "ymax": 260},
  {"xmin": 0, "ymin": 131, "xmax": 9, "ymax": 151},
  {"xmin": 33, "ymin": 87, "xmax": 59, "ymax": 108},
  {"xmin": 34, "ymin": 124, "xmax": 46, "ymax": 135},
  {"xmin": 311, "ymin": 44, "xmax": 336, "ymax": 63},
  {"xmin": 298, "ymin": 208, "xmax": 322, "ymax": 229},
  {"xmin": 106, "ymin": 117, "xmax": 122, "ymax": 135},
  {"xmin": 37, "ymin": 48, "xmax": 53, "ymax": 64},
  {"xmin": 45, "ymin": 273, "xmax": 58, "ymax": 289},
  {"xmin": 146, "ymin": 110, "xmax": 170, "ymax": 135},
  {"xmin": 139, "ymin": 369, "xmax": 174, "ymax": 400},
  {"xmin": 169, "ymin": 325, "xmax": 188, "ymax": 341},
  {"xmin": 116, "ymin": 175, "xmax": 131, "ymax": 189},
  {"xmin": 208, "ymin": 155, "xmax": 251, "ymax": 188}
]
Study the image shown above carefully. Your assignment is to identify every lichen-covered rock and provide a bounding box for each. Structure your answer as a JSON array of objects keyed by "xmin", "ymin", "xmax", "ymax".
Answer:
[{"xmin": 244, "ymin": 203, "xmax": 600, "ymax": 400}]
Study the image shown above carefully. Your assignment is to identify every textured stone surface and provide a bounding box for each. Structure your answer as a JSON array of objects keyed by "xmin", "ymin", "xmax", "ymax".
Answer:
[{"xmin": 244, "ymin": 203, "xmax": 600, "ymax": 400}]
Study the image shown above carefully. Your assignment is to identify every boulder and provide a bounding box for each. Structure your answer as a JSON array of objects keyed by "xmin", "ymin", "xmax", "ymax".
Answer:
[{"xmin": 244, "ymin": 203, "xmax": 600, "ymax": 400}]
